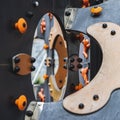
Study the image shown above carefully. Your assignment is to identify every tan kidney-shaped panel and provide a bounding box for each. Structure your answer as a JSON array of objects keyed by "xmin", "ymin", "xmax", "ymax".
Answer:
[{"xmin": 63, "ymin": 22, "xmax": 120, "ymax": 114}]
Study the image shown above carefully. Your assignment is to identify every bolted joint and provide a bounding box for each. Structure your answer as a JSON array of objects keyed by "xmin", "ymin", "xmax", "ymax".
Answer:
[{"xmin": 14, "ymin": 57, "xmax": 20, "ymax": 63}]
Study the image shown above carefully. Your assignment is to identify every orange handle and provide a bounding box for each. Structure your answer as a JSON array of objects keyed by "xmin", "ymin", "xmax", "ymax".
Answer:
[
  {"xmin": 15, "ymin": 95, "xmax": 27, "ymax": 111},
  {"xmin": 15, "ymin": 18, "xmax": 27, "ymax": 34}
]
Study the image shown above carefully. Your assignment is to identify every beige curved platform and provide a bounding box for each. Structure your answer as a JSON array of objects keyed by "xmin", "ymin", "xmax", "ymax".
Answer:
[
  {"xmin": 48, "ymin": 15, "xmax": 68, "ymax": 101},
  {"xmin": 63, "ymin": 22, "xmax": 120, "ymax": 114}
]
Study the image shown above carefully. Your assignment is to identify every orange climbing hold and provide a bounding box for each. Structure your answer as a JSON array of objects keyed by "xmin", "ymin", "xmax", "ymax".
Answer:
[
  {"xmin": 75, "ymin": 83, "xmax": 83, "ymax": 91},
  {"xmin": 15, "ymin": 18, "xmax": 27, "ymax": 34},
  {"xmin": 43, "ymin": 43, "xmax": 49, "ymax": 49},
  {"xmin": 90, "ymin": 6, "xmax": 103, "ymax": 16},
  {"xmin": 43, "ymin": 74, "xmax": 49, "ymax": 80},
  {"xmin": 82, "ymin": 38, "xmax": 90, "ymax": 59},
  {"xmin": 40, "ymin": 18, "xmax": 46, "ymax": 33},
  {"xmin": 38, "ymin": 88, "xmax": 45, "ymax": 102},
  {"xmin": 48, "ymin": 12, "xmax": 53, "ymax": 20},
  {"xmin": 80, "ymin": 67, "xmax": 89, "ymax": 85},
  {"xmin": 15, "ymin": 95, "xmax": 27, "ymax": 111},
  {"xmin": 82, "ymin": 0, "xmax": 90, "ymax": 8},
  {"xmin": 76, "ymin": 33, "xmax": 84, "ymax": 42}
]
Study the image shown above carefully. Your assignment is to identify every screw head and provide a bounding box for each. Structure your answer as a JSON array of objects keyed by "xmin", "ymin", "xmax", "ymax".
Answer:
[
  {"xmin": 77, "ymin": 58, "xmax": 82, "ymax": 62},
  {"xmin": 70, "ymin": 58, "xmax": 74, "ymax": 62},
  {"xmin": 77, "ymin": 64, "xmax": 82, "ymax": 68},
  {"xmin": 78, "ymin": 103, "xmax": 84, "ymax": 109},
  {"xmin": 14, "ymin": 57, "xmax": 20, "ymax": 63},
  {"xmin": 69, "ymin": 64, "xmax": 74, "ymax": 70},
  {"xmin": 14, "ymin": 66, "xmax": 20, "ymax": 73},
  {"xmin": 31, "ymin": 57, "xmax": 36, "ymax": 63},
  {"xmin": 33, "ymin": 1, "xmax": 39, "ymax": 7},
  {"xmin": 102, "ymin": 23, "xmax": 107, "ymax": 28},
  {"xmin": 63, "ymin": 64, "xmax": 67, "ymax": 69},
  {"xmin": 93, "ymin": 95, "xmax": 99, "ymax": 101},
  {"xmin": 111, "ymin": 30, "xmax": 116, "ymax": 35},
  {"xmin": 63, "ymin": 58, "xmax": 67, "ymax": 62},
  {"xmin": 30, "ymin": 66, "xmax": 36, "ymax": 71},
  {"xmin": 65, "ymin": 11, "xmax": 71, "ymax": 16},
  {"xmin": 26, "ymin": 110, "xmax": 33, "ymax": 117}
]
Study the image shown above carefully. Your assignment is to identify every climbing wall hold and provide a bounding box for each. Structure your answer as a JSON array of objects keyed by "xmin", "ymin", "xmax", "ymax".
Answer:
[
  {"xmin": 82, "ymin": 0, "xmax": 90, "ymax": 8},
  {"xmin": 43, "ymin": 74, "xmax": 49, "ymax": 80},
  {"xmin": 38, "ymin": 88, "xmax": 45, "ymax": 102},
  {"xmin": 82, "ymin": 38, "xmax": 90, "ymax": 59},
  {"xmin": 15, "ymin": 95, "xmax": 27, "ymax": 111},
  {"xmin": 80, "ymin": 67, "xmax": 89, "ymax": 85},
  {"xmin": 90, "ymin": 6, "xmax": 103, "ymax": 16},
  {"xmin": 43, "ymin": 43, "xmax": 49, "ymax": 49},
  {"xmin": 40, "ymin": 18, "xmax": 46, "ymax": 34},
  {"xmin": 75, "ymin": 83, "xmax": 83, "ymax": 91},
  {"xmin": 15, "ymin": 18, "xmax": 27, "ymax": 34}
]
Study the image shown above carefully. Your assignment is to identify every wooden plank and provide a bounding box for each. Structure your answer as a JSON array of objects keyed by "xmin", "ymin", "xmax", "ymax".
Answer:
[
  {"xmin": 12, "ymin": 53, "xmax": 34, "ymax": 75},
  {"xmin": 54, "ymin": 35, "xmax": 68, "ymax": 89}
]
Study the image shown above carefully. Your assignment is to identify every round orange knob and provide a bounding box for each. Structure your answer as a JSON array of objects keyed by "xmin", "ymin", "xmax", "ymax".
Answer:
[
  {"xmin": 43, "ymin": 44, "xmax": 49, "ymax": 49},
  {"xmin": 90, "ymin": 6, "xmax": 103, "ymax": 16},
  {"xmin": 75, "ymin": 83, "xmax": 83, "ymax": 91},
  {"xmin": 15, "ymin": 18, "xmax": 27, "ymax": 33},
  {"xmin": 15, "ymin": 95, "xmax": 27, "ymax": 111},
  {"xmin": 43, "ymin": 74, "xmax": 49, "ymax": 80}
]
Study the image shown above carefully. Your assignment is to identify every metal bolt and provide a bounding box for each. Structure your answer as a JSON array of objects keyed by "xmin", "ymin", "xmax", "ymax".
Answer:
[
  {"xmin": 69, "ymin": 64, "xmax": 74, "ymax": 69},
  {"xmin": 102, "ymin": 23, "xmax": 107, "ymax": 28},
  {"xmin": 31, "ymin": 57, "xmax": 36, "ymax": 63},
  {"xmin": 111, "ymin": 30, "xmax": 116, "ymax": 35},
  {"xmin": 78, "ymin": 103, "xmax": 84, "ymax": 109},
  {"xmin": 65, "ymin": 11, "xmax": 71, "ymax": 16},
  {"xmin": 63, "ymin": 64, "xmax": 67, "ymax": 69},
  {"xmin": 26, "ymin": 110, "xmax": 33, "ymax": 117},
  {"xmin": 14, "ymin": 66, "xmax": 20, "ymax": 73},
  {"xmin": 77, "ymin": 64, "xmax": 82, "ymax": 69},
  {"xmin": 30, "ymin": 66, "xmax": 35, "ymax": 71},
  {"xmin": 33, "ymin": 1, "xmax": 39, "ymax": 7},
  {"xmin": 14, "ymin": 57, "xmax": 20, "ymax": 63},
  {"xmin": 70, "ymin": 58, "xmax": 74, "ymax": 62},
  {"xmin": 93, "ymin": 95, "xmax": 99, "ymax": 101},
  {"xmin": 77, "ymin": 58, "xmax": 82, "ymax": 62}
]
